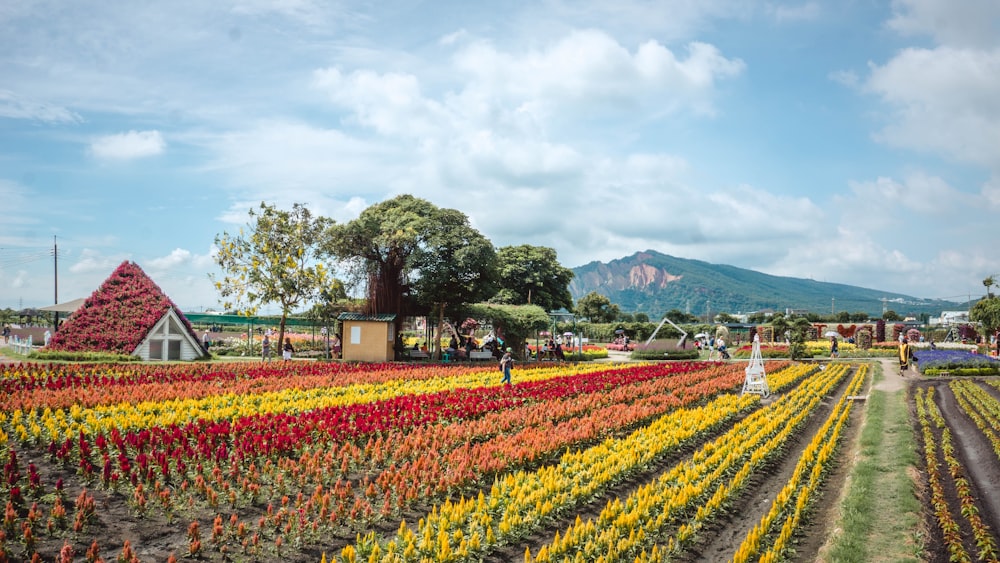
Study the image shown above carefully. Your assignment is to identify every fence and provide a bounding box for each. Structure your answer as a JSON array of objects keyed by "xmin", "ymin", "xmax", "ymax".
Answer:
[{"xmin": 9, "ymin": 335, "xmax": 33, "ymax": 355}]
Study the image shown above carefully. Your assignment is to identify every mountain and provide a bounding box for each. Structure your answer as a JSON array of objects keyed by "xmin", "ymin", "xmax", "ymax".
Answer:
[{"xmin": 569, "ymin": 250, "xmax": 960, "ymax": 318}]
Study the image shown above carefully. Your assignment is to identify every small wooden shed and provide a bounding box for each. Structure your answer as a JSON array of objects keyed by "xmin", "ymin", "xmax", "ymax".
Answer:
[{"xmin": 337, "ymin": 313, "xmax": 397, "ymax": 362}]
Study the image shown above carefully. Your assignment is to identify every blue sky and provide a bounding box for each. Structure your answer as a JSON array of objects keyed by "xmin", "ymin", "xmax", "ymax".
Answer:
[{"xmin": 2, "ymin": 0, "xmax": 999, "ymax": 314}]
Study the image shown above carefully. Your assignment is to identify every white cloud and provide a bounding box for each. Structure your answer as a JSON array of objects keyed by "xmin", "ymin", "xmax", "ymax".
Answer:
[
  {"xmin": 451, "ymin": 30, "xmax": 744, "ymax": 119},
  {"xmin": 866, "ymin": 47, "xmax": 1000, "ymax": 170},
  {"xmin": 766, "ymin": 227, "xmax": 924, "ymax": 289},
  {"xmin": 0, "ymin": 90, "xmax": 81, "ymax": 123},
  {"xmin": 146, "ymin": 248, "xmax": 193, "ymax": 270},
  {"xmin": 312, "ymin": 68, "xmax": 450, "ymax": 138},
  {"xmin": 146, "ymin": 247, "xmax": 216, "ymax": 271},
  {"xmin": 68, "ymin": 249, "xmax": 128, "ymax": 275},
  {"xmin": 846, "ymin": 173, "xmax": 966, "ymax": 216},
  {"xmin": 887, "ymin": 0, "xmax": 1000, "ymax": 49},
  {"xmin": 89, "ymin": 130, "xmax": 166, "ymax": 160},
  {"xmin": 200, "ymin": 119, "xmax": 406, "ymax": 217},
  {"xmin": 769, "ymin": 2, "xmax": 822, "ymax": 23},
  {"xmin": 983, "ymin": 175, "xmax": 1000, "ymax": 208},
  {"xmin": 828, "ymin": 69, "xmax": 859, "ymax": 88},
  {"xmin": 8, "ymin": 270, "xmax": 28, "ymax": 289},
  {"xmin": 440, "ymin": 29, "xmax": 469, "ymax": 46}
]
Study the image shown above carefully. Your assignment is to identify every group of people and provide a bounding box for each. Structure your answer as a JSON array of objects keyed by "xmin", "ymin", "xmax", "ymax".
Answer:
[
  {"xmin": 538, "ymin": 338, "xmax": 566, "ymax": 361},
  {"xmin": 260, "ymin": 331, "xmax": 303, "ymax": 362},
  {"xmin": 695, "ymin": 336, "xmax": 729, "ymax": 360},
  {"xmin": 611, "ymin": 334, "xmax": 631, "ymax": 351}
]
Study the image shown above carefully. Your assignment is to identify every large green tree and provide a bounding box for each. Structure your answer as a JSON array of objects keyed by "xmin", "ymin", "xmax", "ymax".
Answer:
[
  {"xmin": 321, "ymin": 195, "xmax": 429, "ymax": 318},
  {"xmin": 322, "ymin": 195, "xmax": 499, "ymax": 357},
  {"xmin": 576, "ymin": 291, "xmax": 620, "ymax": 323},
  {"xmin": 411, "ymin": 208, "xmax": 499, "ymax": 357},
  {"xmin": 971, "ymin": 295, "xmax": 1000, "ymax": 342},
  {"xmin": 491, "ymin": 245, "xmax": 574, "ymax": 311},
  {"xmin": 212, "ymin": 202, "xmax": 333, "ymax": 348},
  {"xmin": 665, "ymin": 308, "xmax": 700, "ymax": 324}
]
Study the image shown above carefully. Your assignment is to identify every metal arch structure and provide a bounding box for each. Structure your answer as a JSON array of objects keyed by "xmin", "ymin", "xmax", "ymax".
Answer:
[{"xmin": 645, "ymin": 315, "xmax": 689, "ymax": 348}]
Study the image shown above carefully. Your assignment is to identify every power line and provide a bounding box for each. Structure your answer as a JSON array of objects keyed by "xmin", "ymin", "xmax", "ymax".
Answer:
[{"xmin": 0, "ymin": 249, "xmax": 53, "ymax": 267}]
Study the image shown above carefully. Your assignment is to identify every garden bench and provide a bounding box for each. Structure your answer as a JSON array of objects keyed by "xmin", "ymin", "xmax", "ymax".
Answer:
[
  {"xmin": 407, "ymin": 349, "xmax": 430, "ymax": 360},
  {"xmin": 468, "ymin": 350, "xmax": 495, "ymax": 361}
]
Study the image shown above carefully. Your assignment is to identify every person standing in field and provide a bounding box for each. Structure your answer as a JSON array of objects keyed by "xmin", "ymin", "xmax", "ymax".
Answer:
[
  {"xmin": 830, "ymin": 336, "xmax": 839, "ymax": 358},
  {"xmin": 262, "ymin": 334, "xmax": 271, "ymax": 362},
  {"xmin": 898, "ymin": 337, "xmax": 912, "ymax": 373},
  {"xmin": 500, "ymin": 347, "xmax": 514, "ymax": 385},
  {"xmin": 332, "ymin": 333, "xmax": 342, "ymax": 359},
  {"xmin": 282, "ymin": 337, "xmax": 294, "ymax": 361}
]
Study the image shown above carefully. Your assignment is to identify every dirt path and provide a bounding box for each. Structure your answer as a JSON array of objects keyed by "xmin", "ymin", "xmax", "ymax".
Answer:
[{"xmin": 874, "ymin": 358, "xmax": 909, "ymax": 393}]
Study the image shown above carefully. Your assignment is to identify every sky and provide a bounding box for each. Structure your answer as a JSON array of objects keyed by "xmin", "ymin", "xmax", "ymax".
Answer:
[{"xmin": 2, "ymin": 0, "xmax": 999, "ymax": 315}]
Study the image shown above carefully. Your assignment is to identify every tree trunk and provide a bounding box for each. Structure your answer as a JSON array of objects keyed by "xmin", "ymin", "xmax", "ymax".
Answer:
[
  {"xmin": 278, "ymin": 313, "xmax": 288, "ymax": 359},
  {"xmin": 434, "ymin": 302, "xmax": 447, "ymax": 360}
]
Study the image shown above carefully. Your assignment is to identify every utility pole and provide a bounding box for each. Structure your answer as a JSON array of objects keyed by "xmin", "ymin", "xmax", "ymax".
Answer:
[{"xmin": 53, "ymin": 236, "xmax": 59, "ymax": 330}]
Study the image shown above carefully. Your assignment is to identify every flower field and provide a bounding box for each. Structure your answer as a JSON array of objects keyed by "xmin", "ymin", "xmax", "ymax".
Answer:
[
  {"xmin": 911, "ymin": 378, "xmax": 1000, "ymax": 563},
  {"xmin": 0, "ymin": 359, "xmax": 870, "ymax": 562}
]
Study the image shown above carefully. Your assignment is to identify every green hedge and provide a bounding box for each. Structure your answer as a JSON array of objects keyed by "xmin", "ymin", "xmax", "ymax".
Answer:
[
  {"xmin": 27, "ymin": 350, "xmax": 143, "ymax": 362},
  {"xmin": 923, "ymin": 367, "xmax": 1000, "ymax": 377},
  {"xmin": 632, "ymin": 348, "xmax": 700, "ymax": 361}
]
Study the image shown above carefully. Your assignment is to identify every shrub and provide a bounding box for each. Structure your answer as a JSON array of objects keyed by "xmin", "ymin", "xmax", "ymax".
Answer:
[{"xmin": 28, "ymin": 350, "xmax": 143, "ymax": 362}]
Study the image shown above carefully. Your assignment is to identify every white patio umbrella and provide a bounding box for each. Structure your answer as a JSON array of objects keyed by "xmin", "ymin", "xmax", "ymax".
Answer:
[{"xmin": 824, "ymin": 331, "xmax": 841, "ymax": 338}]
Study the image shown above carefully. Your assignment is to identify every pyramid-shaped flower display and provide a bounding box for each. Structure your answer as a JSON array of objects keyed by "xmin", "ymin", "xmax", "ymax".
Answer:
[{"xmin": 48, "ymin": 261, "xmax": 198, "ymax": 354}]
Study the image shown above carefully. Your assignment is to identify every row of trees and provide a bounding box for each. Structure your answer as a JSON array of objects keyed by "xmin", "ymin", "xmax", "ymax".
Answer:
[
  {"xmin": 211, "ymin": 196, "xmax": 575, "ymax": 355},
  {"xmin": 209, "ymin": 197, "xmax": 1000, "ymax": 356}
]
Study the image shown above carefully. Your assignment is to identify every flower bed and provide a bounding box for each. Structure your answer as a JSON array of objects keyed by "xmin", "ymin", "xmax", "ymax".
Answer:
[
  {"xmin": 912, "ymin": 349, "xmax": 1000, "ymax": 375},
  {"xmin": 0, "ymin": 358, "xmax": 859, "ymax": 562}
]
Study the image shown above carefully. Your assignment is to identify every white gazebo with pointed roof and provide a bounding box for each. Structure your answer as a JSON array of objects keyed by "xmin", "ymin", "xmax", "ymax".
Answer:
[{"xmin": 742, "ymin": 333, "xmax": 770, "ymax": 397}]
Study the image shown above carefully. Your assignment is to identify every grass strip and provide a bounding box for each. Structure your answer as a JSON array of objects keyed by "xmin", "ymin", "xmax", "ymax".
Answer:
[{"xmin": 823, "ymin": 362, "xmax": 922, "ymax": 563}]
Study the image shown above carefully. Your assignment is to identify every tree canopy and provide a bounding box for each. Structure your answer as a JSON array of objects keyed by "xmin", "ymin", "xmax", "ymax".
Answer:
[
  {"xmin": 321, "ymin": 194, "xmax": 431, "ymax": 318},
  {"xmin": 492, "ymin": 245, "xmax": 574, "ymax": 311},
  {"xmin": 576, "ymin": 291, "xmax": 620, "ymax": 323},
  {"xmin": 212, "ymin": 202, "xmax": 332, "ymax": 347},
  {"xmin": 322, "ymin": 195, "xmax": 499, "ymax": 355},
  {"xmin": 465, "ymin": 302, "xmax": 550, "ymax": 359},
  {"xmin": 411, "ymin": 207, "xmax": 498, "ymax": 357},
  {"xmin": 970, "ymin": 296, "xmax": 1000, "ymax": 340}
]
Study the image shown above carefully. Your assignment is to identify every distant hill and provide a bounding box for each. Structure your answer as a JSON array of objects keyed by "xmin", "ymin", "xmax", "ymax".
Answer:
[{"xmin": 569, "ymin": 250, "xmax": 960, "ymax": 318}]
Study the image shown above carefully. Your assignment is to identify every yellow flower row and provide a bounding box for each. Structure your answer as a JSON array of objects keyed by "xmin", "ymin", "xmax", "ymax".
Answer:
[
  {"xmin": 334, "ymin": 364, "xmax": 820, "ymax": 562},
  {"xmin": 338, "ymin": 392, "xmax": 757, "ymax": 563},
  {"xmin": 951, "ymin": 380, "xmax": 1000, "ymax": 461},
  {"xmin": 2, "ymin": 362, "xmax": 619, "ymax": 444},
  {"xmin": 736, "ymin": 364, "xmax": 868, "ymax": 563},
  {"xmin": 544, "ymin": 364, "xmax": 850, "ymax": 563}
]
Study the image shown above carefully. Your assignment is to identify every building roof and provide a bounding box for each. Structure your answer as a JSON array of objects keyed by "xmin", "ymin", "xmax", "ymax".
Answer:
[{"xmin": 337, "ymin": 312, "xmax": 397, "ymax": 322}]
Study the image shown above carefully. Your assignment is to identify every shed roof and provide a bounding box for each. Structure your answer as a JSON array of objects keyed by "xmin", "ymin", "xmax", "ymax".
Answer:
[{"xmin": 337, "ymin": 313, "xmax": 397, "ymax": 322}]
